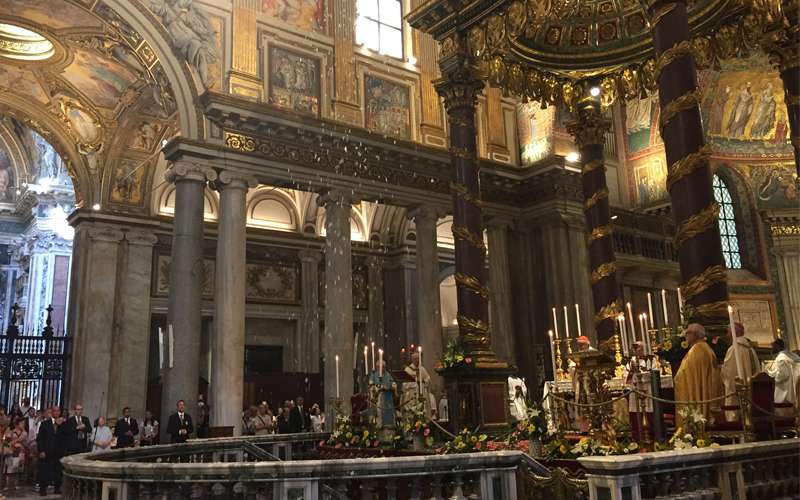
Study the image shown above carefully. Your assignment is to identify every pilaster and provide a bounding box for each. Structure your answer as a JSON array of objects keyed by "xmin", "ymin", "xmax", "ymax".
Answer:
[
  {"xmin": 332, "ymin": 0, "xmax": 360, "ymax": 125},
  {"xmin": 486, "ymin": 218, "xmax": 515, "ymax": 364},
  {"xmin": 299, "ymin": 249, "xmax": 323, "ymax": 373}
]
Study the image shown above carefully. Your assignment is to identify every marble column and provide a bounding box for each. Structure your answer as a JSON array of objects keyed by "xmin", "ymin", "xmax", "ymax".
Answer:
[
  {"xmin": 319, "ymin": 190, "xmax": 354, "ymax": 421},
  {"xmin": 648, "ymin": 0, "xmax": 729, "ymax": 329},
  {"xmin": 486, "ymin": 219, "xmax": 515, "ymax": 364},
  {"xmin": 211, "ymin": 171, "xmax": 256, "ymax": 434},
  {"xmin": 773, "ymin": 234, "xmax": 800, "ymax": 349},
  {"xmin": 566, "ymin": 98, "xmax": 621, "ymax": 342},
  {"xmin": 299, "ymin": 249, "xmax": 322, "ymax": 373},
  {"xmin": 408, "ymin": 206, "xmax": 444, "ymax": 397},
  {"xmin": 366, "ymin": 256, "xmax": 384, "ymax": 351},
  {"xmin": 162, "ymin": 162, "xmax": 216, "ymax": 424}
]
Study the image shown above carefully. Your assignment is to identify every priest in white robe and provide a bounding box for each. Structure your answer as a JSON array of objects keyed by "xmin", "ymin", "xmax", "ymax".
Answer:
[
  {"xmin": 401, "ymin": 352, "xmax": 432, "ymax": 417},
  {"xmin": 722, "ymin": 322, "xmax": 760, "ymax": 421},
  {"xmin": 767, "ymin": 338, "xmax": 800, "ymax": 416}
]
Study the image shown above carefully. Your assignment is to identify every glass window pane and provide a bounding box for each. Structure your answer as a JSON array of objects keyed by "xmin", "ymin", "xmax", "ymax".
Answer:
[
  {"xmin": 357, "ymin": 0, "xmax": 379, "ymax": 20},
  {"xmin": 380, "ymin": 26, "xmax": 403, "ymax": 58},
  {"xmin": 356, "ymin": 17, "xmax": 380, "ymax": 51},
  {"xmin": 379, "ymin": 0, "xmax": 402, "ymax": 28}
]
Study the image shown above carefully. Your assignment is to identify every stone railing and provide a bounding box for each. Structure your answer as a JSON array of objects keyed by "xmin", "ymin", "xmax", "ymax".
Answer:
[
  {"xmin": 610, "ymin": 207, "xmax": 677, "ymax": 263},
  {"xmin": 578, "ymin": 438, "xmax": 800, "ymax": 500},
  {"xmin": 61, "ymin": 433, "xmax": 549, "ymax": 500}
]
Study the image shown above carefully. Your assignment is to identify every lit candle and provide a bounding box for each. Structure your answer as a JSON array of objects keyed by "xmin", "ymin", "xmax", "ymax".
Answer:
[
  {"xmin": 168, "ymin": 324, "xmax": 174, "ymax": 368},
  {"xmin": 618, "ymin": 314, "xmax": 628, "ymax": 356},
  {"xmin": 641, "ymin": 313, "xmax": 650, "ymax": 355},
  {"xmin": 552, "ymin": 307, "xmax": 559, "ymax": 339},
  {"xmin": 563, "ymin": 306, "xmax": 570, "ymax": 339},
  {"xmin": 417, "ymin": 346, "xmax": 423, "ymax": 396},
  {"xmin": 638, "ymin": 314, "xmax": 646, "ymax": 345},
  {"xmin": 335, "ymin": 355, "xmax": 340, "ymax": 398},
  {"xmin": 677, "ymin": 287, "xmax": 684, "ymax": 323},
  {"xmin": 647, "ymin": 293, "xmax": 655, "ymax": 329},
  {"xmin": 728, "ymin": 305, "xmax": 744, "ymax": 380},
  {"xmin": 661, "ymin": 289, "xmax": 669, "ymax": 326},
  {"xmin": 575, "ymin": 303, "xmax": 582, "ymax": 338},
  {"xmin": 364, "ymin": 346, "xmax": 369, "ymax": 376},
  {"xmin": 371, "ymin": 341, "xmax": 375, "ymax": 371},
  {"xmin": 158, "ymin": 327, "xmax": 164, "ymax": 369},
  {"xmin": 378, "ymin": 348, "xmax": 384, "ymax": 377},
  {"xmin": 626, "ymin": 302, "xmax": 635, "ymax": 340},
  {"xmin": 548, "ymin": 330, "xmax": 557, "ymax": 381}
]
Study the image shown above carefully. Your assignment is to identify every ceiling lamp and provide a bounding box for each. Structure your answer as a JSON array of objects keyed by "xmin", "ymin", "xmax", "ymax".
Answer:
[{"xmin": 0, "ymin": 23, "xmax": 54, "ymax": 61}]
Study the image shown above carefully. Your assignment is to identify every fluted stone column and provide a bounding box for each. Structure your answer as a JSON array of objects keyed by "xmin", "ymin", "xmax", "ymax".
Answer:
[
  {"xmin": 408, "ymin": 205, "xmax": 444, "ymax": 397},
  {"xmin": 366, "ymin": 256, "xmax": 384, "ymax": 349},
  {"xmin": 773, "ymin": 234, "xmax": 800, "ymax": 349},
  {"xmin": 567, "ymin": 99, "xmax": 621, "ymax": 342},
  {"xmin": 319, "ymin": 190, "xmax": 355, "ymax": 422},
  {"xmin": 648, "ymin": 0, "xmax": 730, "ymax": 330},
  {"xmin": 299, "ymin": 249, "xmax": 322, "ymax": 373},
  {"xmin": 211, "ymin": 172, "xmax": 256, "ymax": 434},
  {"xmin": 486, "ymin": 219, "xmax": 515, "ymax": 363},
  {"xmin": 162, "ymin": 162, "xmax": 216, "ymax": 424}
]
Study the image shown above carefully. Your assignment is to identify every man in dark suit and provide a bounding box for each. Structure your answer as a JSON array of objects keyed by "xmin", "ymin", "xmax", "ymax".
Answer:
[
  {"xmin": 37, "ymin": 406, "xmax": 66, "ymax": 496},
  {"xmin": 62, "ymin": 404, "xmax": 92, "ymax": 455},
  {"xmin": 289, "ymin": 396, "xmax": 310, "ymax": 433},
  {"xmin": 113, "ymin": 406, "xmax": 139, "ymax": 448},
  {"xmin": 166, "ymin": 399, "xmax": 194, "ymax": 443}
]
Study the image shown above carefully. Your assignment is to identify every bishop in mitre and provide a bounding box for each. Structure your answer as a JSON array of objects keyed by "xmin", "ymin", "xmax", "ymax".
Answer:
[
  {"xmin": 721, "ymin": 322, "xmax": 760, "ymax": 421},
  {"xmin": 675, "ymin": 323, "xmax": 723, "ymax": 428},
  {"xmin": 401, "ymin": 352, "xmax": 433, "ymax": 417}
]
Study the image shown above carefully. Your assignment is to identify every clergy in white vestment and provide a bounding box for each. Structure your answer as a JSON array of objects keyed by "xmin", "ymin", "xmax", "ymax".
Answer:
[
  {"xmin": 400, "ymin": 352, "xmax": 432, "ymax": 417},
  {"xmin": 766, "ymin": 338, "xmax": 800, "ymax": 416},
  {"xmin": 508, "ymin": 376, "xmax": 528, "ymax": 422},
  {"xmin": 722, "ymin": 322, "xmax": 760, "ymax": 421}
]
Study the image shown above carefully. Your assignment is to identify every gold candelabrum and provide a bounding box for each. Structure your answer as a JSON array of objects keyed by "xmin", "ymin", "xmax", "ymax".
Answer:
[{"xmin": 555, "ymin": 338, "xmax": 565, "ymax": 381}]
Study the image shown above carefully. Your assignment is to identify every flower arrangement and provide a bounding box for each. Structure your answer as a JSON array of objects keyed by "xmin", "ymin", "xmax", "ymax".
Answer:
[
  {"xmin": 543, "ymin": 435, "xmax": 640, "ymax": 459},
  {"xmin": 666, "ymin": 405, "xmax": 718, "ymax": 450},
  {"xmin": 440, "ymin": 338, "xmax": 473, "ymax": 369},
  {"xmin": 324, "ymin": 415, "xmax": 381, "ymax": 449},
  {"xmin": 441, "ymin": 428, "xmax": 488, "ymax": 454},
  {"xmin": 508, "ymin": 406, "xmax": 547, "ymax": 443},
  {"xmin": 403, "ymin": 418, "xmax": 435, "ymax": 448}
]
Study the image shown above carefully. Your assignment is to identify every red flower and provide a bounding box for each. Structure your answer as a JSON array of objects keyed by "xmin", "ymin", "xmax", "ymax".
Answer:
[
  {"xmin": 465, "ymin": 357, "xmax": 473, "ymax": 364},
  {"xmin": 424, "ymin": 428, "xmax": 430, "ymax": 436},
  {"xmin": 475, "ymin": 442, "xmax": 482, "ymax": 450},
  {"xmin": 335, "ymin": 443, "xmax": 343, "ymax": 449},
  {"xmin": 711, "ymin": 337, "xmax": 718, "ymax": 344},
  {"xmin": 319, "ymin": 440, "xmax": 326, "ymax": 447}
]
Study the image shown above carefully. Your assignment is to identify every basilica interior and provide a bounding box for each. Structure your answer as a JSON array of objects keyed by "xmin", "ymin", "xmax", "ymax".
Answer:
[{"xmin": 0, "ymin": 0, "xmax": 798, "ymax": 497}]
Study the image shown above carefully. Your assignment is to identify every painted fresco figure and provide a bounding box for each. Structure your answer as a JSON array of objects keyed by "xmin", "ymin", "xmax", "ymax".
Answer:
[
  {"xmin": 750, "ymin": 83, "xmax": 776, "ymax": 138},
  {"xmin": 727, "ymin": 83, "xmax": 754, "ymax": 138}
]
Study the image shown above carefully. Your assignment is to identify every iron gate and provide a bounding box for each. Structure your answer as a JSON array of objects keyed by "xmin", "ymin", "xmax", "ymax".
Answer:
[{"xmin": 0, "ymin": 304, "xmax": 71, "ymax": 411}]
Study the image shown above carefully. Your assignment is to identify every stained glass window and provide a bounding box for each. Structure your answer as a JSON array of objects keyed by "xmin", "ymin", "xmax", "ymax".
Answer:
[
  {"xmin": 712, "ymin": 174, "xmax": 742, "ymax": 269},
  {"xmin": 356, "ymin": 0, "xmax": 403, "ymax": 59}
]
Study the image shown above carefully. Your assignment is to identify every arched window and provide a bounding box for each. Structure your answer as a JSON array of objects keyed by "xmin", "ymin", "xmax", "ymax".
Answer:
[
  {"xmin": 355, "ymin": 0, "xmax": 403, "ymax": 58},
  {"xmin": 712, "ymin": 174, "xmax": 742, "ymax": 269}
]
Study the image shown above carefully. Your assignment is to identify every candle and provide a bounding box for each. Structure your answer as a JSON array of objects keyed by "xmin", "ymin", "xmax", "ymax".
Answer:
[
  {"xmin": 647, "ymin": 293, "xmax": 655, "ymax": 329},
  {"xmin": 626, "ymin": 302, "xmax": 636, "ymax": 341},
  {"xmin": 364, "ymin": 346, "xmax": 369, "ymax": 376},
  {"xmin": 158, "ymin": 327, "xmax": 164, "ymax": 369},
  {"xmin": 641, "ymin": 313, "xmax": 650, "ymax": 355},
  {"xmin": 417, "ymin": 346, "xmax": 423, "ymax": 396},
  {"xmin": 575, "ymin": 304, "xmax": 582, "ymax": 338},
  {"xmin": 378, "ymin": 349, "xmax": 384, "ymax": 377},
  {"xmin": 552, "ymin": 307, "xmax": 559, "ymax": 339},
  {"xmin": 168, "ymin": 324, "xmax": 174, "ymax": 368},
  {"xmin": 618, "ymin": 314, "xmax": 628, "ymax": 356},
  {"xmin": 728, "ymin": 305, "xmax": 744, "ymax": 380},
  {"xmin": 548, "ymin": 330, "xmax": 558, "ymax": 381},
  {"xmin": 563, "ymin": 306, "xmax": 570, "ymax": 339},
  {"xmin": 677, "ymin": 287, "xmax": 684, "ymax": 323},
  {"xmin": 335, "ymin": 355, "xmax": 340, "ymax": 398},
  {"xmin": 371, "ymin": 342, "xmax": 375, "ymax": 371},
  {"xmin": 638, "ymin": 314, "xmax": 646, "ymax": 346},
  {"xmin": 661, "ymin": 289, "xmax": 669, "ymax": 326},
  {"xmin": 208, "ymin": 349, "xmax": 212, "ymax": 386}
]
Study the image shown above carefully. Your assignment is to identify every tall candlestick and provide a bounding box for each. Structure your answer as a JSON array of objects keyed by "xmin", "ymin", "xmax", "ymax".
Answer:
[
  {"xmin": 552, "ymin": 307, "xmax": 560, "ymax": 339},
  {"xmin": 677, "ymin": 287, "xmax": 684, "ymax": 323},
  {"xmin": 574, "ymin": 304, "xmax": 582, "ymax": 338},
  {"xmin": 728, "ymin": 305, "xmax": 744, "ymax": 380},
  {"xmin": 626, "ymin": 302, "xmax": 635, "ymax": 340},
  {"xmin": 370, "ymin": 342, "xmax": 375, "ymax": 371},
  {"xmin": 335, "ymin": 355, "xmax": 340, "ymax": 398},
  {"xmin": 548, "ymin": 330, "xmax": 558, "ymax": 381},
  {"xmin": 364, "ymin": 346, "xmax": 369, "ymax": 376},
  {"xmin": 563, "ymin": 306, "xmax": 570, "ymax": 339},
  {"xmin": 378, "ymin": 349, "xmax": 384, "ymax": 377},
  {"xmin": 661, "ymin": 289, "xmax": 669, "ymax": 326},
  {"xmin": 647, "ymin": 293, "xmax": 655, "ymax": 329},
  {"xmin": 158, "ymin": 327, "xmax": 164, "ymax": 370}
]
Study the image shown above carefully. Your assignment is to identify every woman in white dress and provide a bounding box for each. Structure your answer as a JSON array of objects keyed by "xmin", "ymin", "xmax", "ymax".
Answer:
[
  {"xmin": 92, "ymin": 417, "xmax": 114, "ymax": 452},
  {"xmin": 310, "ymin": 405, "xmax": 325, "ymax": 433},
  {"xmin": 4, "ymin": 418, "xmax": 27, "ymax": 491}
]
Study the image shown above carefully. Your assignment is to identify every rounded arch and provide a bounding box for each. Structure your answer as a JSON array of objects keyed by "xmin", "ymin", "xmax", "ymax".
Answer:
[
  {"xmin": 158, "ymin": 183, "xmax": 218, "ymax": 220},
  {"xmin": 247, "ymin": 187, "xmax": 300, "ymax": 232},
  {"xmin": 0, "ymin": 97, "xmax": 94, "ymax": 207},
  {"xmin": 103, "ymin": 0, "xmax": 202, "ymax": 139},
  {"xmin": 315, "ymin": 204, "xmax": 368, "ymax": 242},
  {"xmin": 713, "ymin": 163, "xmax": 765, "ymax": 277}
]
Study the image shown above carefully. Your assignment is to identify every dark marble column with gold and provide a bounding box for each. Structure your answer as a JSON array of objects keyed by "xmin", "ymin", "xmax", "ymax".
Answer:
[
  {"xmin": 434, "ymin": 40, "xmax": 511, "ymax": 432},
  {"xmin": 567, "ymin": 97, "xmax": 620, "ymax": 342},
  {"xmin": 648, "ymin": 0, "xmax": 729, "ymax": 328}
]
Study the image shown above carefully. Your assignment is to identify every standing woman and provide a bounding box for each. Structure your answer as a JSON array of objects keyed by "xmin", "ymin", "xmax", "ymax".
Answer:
[
  {"xmin": 4, "ymin": 418, "xmax": 28, "ymax": 491},
  {"xmin": 91, "ymin": 417, "xmax": 114, "ymax": 452},
  {"xmin": 141, "ymin": 411, "xmax": 159, "ymax": 446}
]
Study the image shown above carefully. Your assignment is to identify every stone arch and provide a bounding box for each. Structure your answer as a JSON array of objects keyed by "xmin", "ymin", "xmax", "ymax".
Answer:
[
  {"xmin": 247, "ymin": 187, "xmax": 301, "ymax": 232},
  {"xmin": 158, "ymin": 183, "xmax": 219, "ymax": 220}
]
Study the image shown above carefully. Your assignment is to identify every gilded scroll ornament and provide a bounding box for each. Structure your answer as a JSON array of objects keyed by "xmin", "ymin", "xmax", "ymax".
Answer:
[
  {"xmin": 457, "ymin": 314, "xmax": 490, "ymax": 333},
  {"xmin": 584, "ymin": 187, "xmax": 609, "ymax": 210},
  {"xmin": 674, "ymin": 203, "xmax": 720, "ymax": 249},
  {"xmin": 455, "ymin": 272, "xmax": 490, "ymax": 298},
  {"xmin": 591, "ymin": 262, "xmax": 617, "ymax": 285},
  {"xmin": 449, "ymin": 147, "xmax": 475, "ymax": 160},
  {"xmin": 582, "ymin": 158, "xmax": 605, "ymax": 174},
  {"xmin": 682, "ymin": 265, "xmax": 727, "ymax": 302},
  {"xmin": 593, "ymin": 301, "xmax": 621, "ymax": 325},
  {"xmin": 587, "ymin": 225, "xmax": 613, "ymax": 245},
  {"xmin": 693, "ymin": 300, "xmax": 729, "ymax": 317},
  {"xmin": 452, "ymin": 226, "xmax": 487, "ymax": 251},
  {"xmin": 650, "ymin": 3, "xmax": 678, "ymax": 27},
  {"xmin": 225, "ymin": 131, "xmax": 256, "ymax": 152},
  {"xmin": 566, "ymin": 110, "xmax": 610, "ymax": 147},
  {"xmin": 660, "ymin": 89, "xmax": 703, "ymax": 129},
  {"xmin": 667, "ymin": 144, "xmax": 713, "ymax": 190},
  {"xmin": 655, "ymin": 40, "xmax": 694, "ymax": 79},
  {"xmin": 450, "ymin": 182, "xmax": 484, "ymax": 207}
]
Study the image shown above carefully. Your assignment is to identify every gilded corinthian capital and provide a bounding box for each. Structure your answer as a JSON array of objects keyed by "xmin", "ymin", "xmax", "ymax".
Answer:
[{"xmin": 566, "ymin": 103, "xmax": 611, "ymax": 148}]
